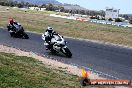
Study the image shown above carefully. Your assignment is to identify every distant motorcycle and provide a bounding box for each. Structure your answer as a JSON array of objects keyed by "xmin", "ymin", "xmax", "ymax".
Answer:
[
  {"xmin": 7, "ymin": 23, "xmax": 29, "ymax": 39},
  {"xmin": 42, "ymin": 33, "xmax": 72, "ymax": 58}
]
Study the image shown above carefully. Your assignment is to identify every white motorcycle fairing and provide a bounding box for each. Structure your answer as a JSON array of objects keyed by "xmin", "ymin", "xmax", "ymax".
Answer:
[
  {"xmin": 42, "ymin": 33, "xmax": 72, "ymax": 57},
  {"xmin": 51, "ymin": 34, "xmax": 67, "ymax": 52}
]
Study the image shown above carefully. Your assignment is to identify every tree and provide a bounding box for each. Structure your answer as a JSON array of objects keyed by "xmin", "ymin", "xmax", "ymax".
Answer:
[
  {"xmin": 60, "ymin": 6, "xmax": 64, "ymax": 12},
  {"xmin": 17, "ymin": 3, "xmax": 23, "ymax": 8},
  {"xmin": 8, "ymin": 1, "xmax": 15, "ymax": 7},
  {"xmin": 46, "ymin": 4, "xmax": 54, "ymax": 11},
  {"xmin": 25, "ymin": 2, "xmax": 30, "ymax": 7},
  {"xmin": 13, "ymin": 1, "xmax": 18, "ymax": 6},
  {"xmin": 115, "ymin": 18, "xmax": 122, "ymax": 22},
  {"xmin": 101, "ymin": 18, "xmax": 105, "ymax": 20},
  {"xmin": 108, "ymin": 18, "xmax": 113, "ymax": 21},
  {"xmin": 41, "ymin": 4, "xmax": 46, "ymax": 8}
]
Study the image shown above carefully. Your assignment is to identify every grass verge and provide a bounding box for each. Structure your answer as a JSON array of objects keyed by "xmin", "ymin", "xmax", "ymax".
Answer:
[
  {"xmin": 0, "ymin": 52, "xmax": 81, "ymax": 88},
  {"xmin": 0, "ymin": 52, "xmax": 115, "ymax": 88}
]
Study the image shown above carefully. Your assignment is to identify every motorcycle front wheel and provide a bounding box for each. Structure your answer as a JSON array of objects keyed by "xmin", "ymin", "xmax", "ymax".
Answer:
[{"xmin": 61, "ymin": 47, "xmax": 72, "ymax": 58}]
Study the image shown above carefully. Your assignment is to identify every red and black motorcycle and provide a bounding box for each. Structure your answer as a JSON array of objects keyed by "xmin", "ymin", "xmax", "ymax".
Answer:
[{"xmin": 7, "ymin": 22, "xmax": 29, "ymax": 39}]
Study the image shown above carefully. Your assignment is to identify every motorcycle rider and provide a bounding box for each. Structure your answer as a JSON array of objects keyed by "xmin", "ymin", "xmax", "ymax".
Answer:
[
  {"xmin": 7, "ymin": 18, "xmax": 21, "ymax": 32},
  {"xmin": 42, "ymin": 26, "xmax": 57, "ymax": 50}
]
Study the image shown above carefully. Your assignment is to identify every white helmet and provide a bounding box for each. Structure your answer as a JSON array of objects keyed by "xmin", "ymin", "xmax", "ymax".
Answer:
[{"xmin": 47, "ymin": 27, "xmax": 53, "ymax": 33}]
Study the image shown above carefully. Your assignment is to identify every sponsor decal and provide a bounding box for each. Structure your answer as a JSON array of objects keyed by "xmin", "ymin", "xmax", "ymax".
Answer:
[{"xmin": 79, "ymin": 68, "xmax": 131, "ymax": 86}]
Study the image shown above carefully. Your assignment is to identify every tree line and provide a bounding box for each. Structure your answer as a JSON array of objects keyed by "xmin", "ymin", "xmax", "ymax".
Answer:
[
  {"xmin": 0, "ymin": 0, "xmax": 105, "ymax": 16},
  {"xmin": 0, "ymin": 0, "xmax": 38, "ymax": 8},
  {"xmin": 0, "ymin": 0, "xmax": 132, "ymax": 24}
]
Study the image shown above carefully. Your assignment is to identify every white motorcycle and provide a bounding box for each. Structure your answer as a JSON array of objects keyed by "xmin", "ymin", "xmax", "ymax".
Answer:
[{"xmin": 42, "ymin": 33, "xmax": 72, "ymax": 58}]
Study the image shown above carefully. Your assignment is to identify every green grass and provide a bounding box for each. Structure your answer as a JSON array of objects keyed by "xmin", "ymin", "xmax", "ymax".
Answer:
[
  {"xmin": 0, "ymin": 6, "xmax": 132, "ymax": 46},
  {"xmin": 0, "ymin": 52, "xmax": 115, "ymax": 88},
  {"xmin": 0, "ymin": 52, "xmax": 81, "ymax": 88}
]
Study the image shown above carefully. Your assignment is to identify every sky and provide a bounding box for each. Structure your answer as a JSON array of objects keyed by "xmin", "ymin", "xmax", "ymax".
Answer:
[{"xmin": 57, "ymin": 0, "xmax": 132, "ymax": 14}]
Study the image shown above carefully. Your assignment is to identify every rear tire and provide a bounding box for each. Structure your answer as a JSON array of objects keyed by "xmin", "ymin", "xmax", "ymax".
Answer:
[{"xmin": 61, "ymin": 47, "xmax": 72, "ymax": 58}]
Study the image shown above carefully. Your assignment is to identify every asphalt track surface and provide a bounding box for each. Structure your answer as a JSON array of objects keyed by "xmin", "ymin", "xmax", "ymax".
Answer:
[{"xmin": 0, "ymin": 29, "xmax": 132, "ymax": 80}]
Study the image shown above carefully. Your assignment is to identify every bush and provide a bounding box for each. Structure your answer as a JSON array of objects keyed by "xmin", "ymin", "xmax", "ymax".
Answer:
[
  {"xmin": 101, "ymin": 18, "xmax": 105, "ymax": 20},
  {"xmin": 115, "ymin": 18, "xmax": 122, "ymax": 22},
  {"xmin": 108, "ymin": 18, "xmax": 113, "ymax": 21}
]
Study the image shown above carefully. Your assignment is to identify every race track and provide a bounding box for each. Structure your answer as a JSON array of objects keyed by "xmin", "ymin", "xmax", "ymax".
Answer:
[{"xmin": 0, "ymin": 29, "xmax": 132, "ymax": 80}]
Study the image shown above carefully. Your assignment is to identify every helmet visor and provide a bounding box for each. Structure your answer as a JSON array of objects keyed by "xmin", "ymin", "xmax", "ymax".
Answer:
[{"xmin": 48, "ymin": 30, "xmax": 53, "ymax": 33}]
